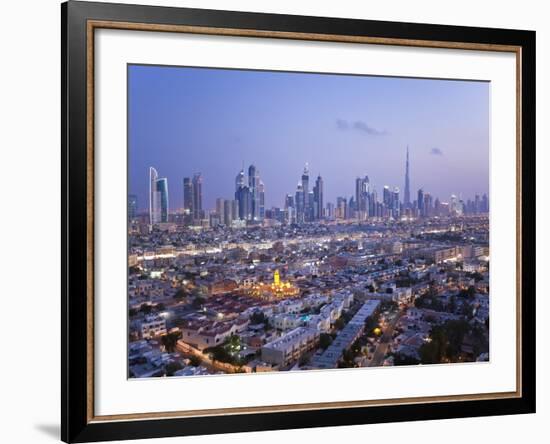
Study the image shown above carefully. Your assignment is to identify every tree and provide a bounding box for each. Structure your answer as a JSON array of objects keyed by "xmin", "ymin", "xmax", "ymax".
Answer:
[
  {"xmin": 208, "ymin": 346, "xmax": 233, "ymax": 364},
  {"xmin": 188, "ymin": 355, "xmax": 202, "ymax": 367},
  {"xmin": 250, "ymin": 311, "xmax": 266, "ymax": 325},
  {"xmin": 192, "ymin": 296, "xmax": 206, "ymax": 309},
  {"xmin": 419, "ymin": 320, "xmax": 470, "ymax": 364},
  {"xmin": 174, "ymin": 287, "xmax": 187, "ymax": 299},
  {"xmin": 448, "ymin": 295, "xmax": 457, "ymax": 313},
  {"xmin": 319, "ymin": 333, "xmax": 333, "ymax": 350},
  {"xmin": 364, "ymin": 315, "xmax": 379, "ymax": 336},
  {"xmin": 164, "ymin": 361, "xmax": 183, "ymax": 376},
  {"xmin": 393, "ymin": 354, "xmax": 420, "ymax": 366},
  {"xmin": 140, "ymin": 303, "xmax": 152, "ymax": 314},
  {"xmin": 333, "ymin": 318, "xmax": 345, "ymax": 330},
  {"xmin": 161, "ymin": 331, "xmax": 181, "ymax": 353}
]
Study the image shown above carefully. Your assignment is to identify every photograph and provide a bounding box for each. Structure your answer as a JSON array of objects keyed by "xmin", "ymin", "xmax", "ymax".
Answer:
[{"xmin": 127, "ymin": 64, "xmax": 491, "ymax": 378}]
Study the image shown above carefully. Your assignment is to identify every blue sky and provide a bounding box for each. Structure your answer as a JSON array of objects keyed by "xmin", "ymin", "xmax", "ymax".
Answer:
[{"xmin": 128, "ymin": 64, "xmax": 489, "ymax": 211}]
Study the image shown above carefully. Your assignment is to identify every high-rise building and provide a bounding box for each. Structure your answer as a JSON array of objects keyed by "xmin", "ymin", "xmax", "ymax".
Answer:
[
  {"xmin": 248, "ymin": 164, "xmax": 261, "ymax": 221},
  {"xmin": 481, "ymin": 193, "xmax": 489, "ymax": 213},
  {"xmin": 223, "ymin": 199, "xmax": 234, "ymax": 226},
  {"xmin": 231, "ymin": 199, "xmax": 239, "ymax": 222},
  {"xmin": 474, "ymin": 194, "xmax": 480, "ymax": 214},
  {"xmin": 156, "ymin": 177, "xmax": 169, "ymax": 223},
  {"xmin": 417, "ymin": 188, "xmax": 424, "ymax": 217},
  {"xmin": 216, "ymin": 198, "xmax": 225, "ymax": 216},
  {"xmin": 182, "ymin": 177, "xmax": 194, "ymax": 225},
  {"xmin": 404, "ymin": 146, "xmax": 411, "ymax": 209},
  {"xmin": 383, "ymin": 185, "xmax": 392, "ymax": 216},
  {"xmin": 233, "ymin": 166, "xmax": 265, "ymax": 222},
  {"xmin": 301, "ymin": 163, "xmax": 310, "ymax": 221},
  {"xmin": 326, "ymin": 202, "xmax": 335, "ymax": 219},
  {"xmin": 450, "ymin": 194, "xmax": 458, "ymax": 215},
  {"xmin": 258, "ymin": 179, "xmax": 265, "ymax": 220},
  {"xmin": 348, "ymin": 196, "xmax": 355, "ymax": 219},
  {"xmin": 235, "ymin": 168, "xmax": 246, "ymax": 191},
  {"xmin": 295, "ymin": 183, "xmax": 304, "ymax": 224},
  {"xmin": 392, "ymin": 187, "xmax": 400, "ymax": 219},
  {"xmin": 313, "ymin": 174, "xmax": 324, "ymax": 220},
  {"xmin": 434, "ymin": 197, "xmax": 441, "ymax": 216},
  {"xmin": 285, "ymin": 194, "xmax": 294, "ymax": 210},
  {"xmin": 192, "ymin": 173, "xmax": 203, "ymax": 221},
  {"xmin": 235, "ymin": 185, "xmax": 251, "ymax": 221},
  {"xmin": 355, "ymin": 176, "xmax": 369, "ymax": 220},
  {"xmin": 336, "ymin": 197, "xmax": 347, "ymax": 220},
  {"xmin": 370, "ymin": 187, "xmax": 378, "ymax": 217},
  {"xmin": 307, "ymin": 191, "xmax": 315, "ymax": 220},
  {"xmin": 424, "ymin": 192, "xmax": 432, "ymax": 217},
  {"xmin": 128, "ymin": 194, "xmax": 138, "ymax": 222},
  {"xmin": 149, "ymin": 167, "xmax": 160, "ymax": 225},
  {"xmin": 149, "ymin": 167, "xmax": 168, "ymax": 224}
]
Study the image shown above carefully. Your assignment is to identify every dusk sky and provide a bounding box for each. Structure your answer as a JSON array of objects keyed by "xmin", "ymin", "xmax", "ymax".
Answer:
[{"xmin": 128, "ymin": 64, "xmax": 489, "ymax": 211}]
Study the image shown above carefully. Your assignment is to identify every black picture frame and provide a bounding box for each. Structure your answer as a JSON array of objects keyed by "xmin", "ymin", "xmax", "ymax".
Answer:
[{"xmin": 62, "ymin": 1, "xmax": 536, "ymax": 442}]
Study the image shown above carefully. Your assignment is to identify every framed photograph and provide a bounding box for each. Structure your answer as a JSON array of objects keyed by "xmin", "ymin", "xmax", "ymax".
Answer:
[{"xmin": 62, "ymin": 1, "xmax": 536, "ymax": 442}]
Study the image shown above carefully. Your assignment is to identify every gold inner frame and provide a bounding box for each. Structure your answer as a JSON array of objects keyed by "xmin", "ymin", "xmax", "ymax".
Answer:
[{"xmin": 85, "ymin": 19, "xmax": 523, "ymax": 423}]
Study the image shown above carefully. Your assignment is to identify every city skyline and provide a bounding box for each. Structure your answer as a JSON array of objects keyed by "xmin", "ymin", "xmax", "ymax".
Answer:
[
  {"xmin": 128, "ymin": 65, "xmax": 489, "ymax": 212},
  {"xmin": 140, "ymin": 149, "xmax": 488, "ymax": 224}
]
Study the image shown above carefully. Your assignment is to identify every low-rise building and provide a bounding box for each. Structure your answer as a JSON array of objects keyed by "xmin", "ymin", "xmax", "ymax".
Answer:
[
  {"xmin": 261, "ymin": 327, "xmax": 319, "ymax": 366},
  {"xmin": 140, "ymin": 315, "xmax": 167, "ymax": 339},
  {"xmin": 311, "ymin": 299, "xmax": 380, "ymax": 369}
]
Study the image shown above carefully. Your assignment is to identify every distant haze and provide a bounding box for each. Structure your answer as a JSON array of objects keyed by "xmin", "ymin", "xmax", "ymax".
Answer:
[{"xmin": 129, "ymin": 64, "xmax": 489, "ymax": 211}]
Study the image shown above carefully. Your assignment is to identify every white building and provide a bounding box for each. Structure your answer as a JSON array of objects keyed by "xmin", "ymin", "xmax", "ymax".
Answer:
[
  {"xmin": 261, "ymin": 327, "xmax": 319, "ymax": 366},
  {"xmin": 140, "ymin": 315, "xmax": 167, "ymax": 339}
]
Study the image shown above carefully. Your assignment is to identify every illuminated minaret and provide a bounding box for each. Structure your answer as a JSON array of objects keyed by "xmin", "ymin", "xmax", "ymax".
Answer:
[
  {"xmin": 404, "ymin": 146, "xmax": 411, "ymax": 209},
  {"xmin": 273, "ymin": 269, "xmax": 280, "ymax": 286}
]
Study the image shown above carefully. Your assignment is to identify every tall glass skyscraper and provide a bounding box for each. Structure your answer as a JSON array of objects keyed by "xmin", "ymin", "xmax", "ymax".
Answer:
[
  {"xmin": 417, "ymin": 188, "xmax": 425, "ymax": 217},
  {"xmin": 355, "ymin": 176, "xmax": 369, "ymax": 220},
  {"xmin": 301, "ymin": 164, "xmax": 309, "ymax": 222},
  {"xmin": 258, "ymin": 179, "xmax": 265, "ymax": 220},
  {"xmin": 192, "ymin": 173, "xmax": 203, "ymax": 221},
  {"xmin": 313, "ymin": 175, "xmax": 324, "ymax": 220},
  {"xmin": 295, "ymin": 183, "xmax": 304, "ymax": 224},
  {"xmin": 235, "ymin": 168, "xmax": 251, "ymax": 221},
  {"xmin": 404, "ymin": 146, "xmax": 411, "ymax": 209},
  {"xmin": 149, "ymin": 167, "xmax": 160, "ymax": 225},
  {"xmin": 149, "ymin": 167, "xmax": 169, "ymax": 224},
  {"xmin": 248, "ymin": 164, "xmax": 260, "ymax": 221},
  {"xmin": 128, "ymin": 194, "xmax": 138, "ymax": 222},
  {"xmin": 156, "ymin": 178, "xmax": 169, "ymax": 222},
  {"xmin": 183, "ymin": 177, "xmax": 194, "ymax": 213}
]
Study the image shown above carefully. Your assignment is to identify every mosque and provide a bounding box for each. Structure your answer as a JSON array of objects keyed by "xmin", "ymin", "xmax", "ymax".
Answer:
[{"xmin": 250, "ymin": 269, "xmax": 299, "ymax": 300}]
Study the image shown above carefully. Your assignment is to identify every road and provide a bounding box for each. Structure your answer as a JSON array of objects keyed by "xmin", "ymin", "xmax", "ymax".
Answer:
[
  {"xmin": 368, "ymin": 309, "xmax": 404, "ymax": 367},
  {"xmin": 176, "ymin": 341, "xmax": 244, "ymax": 373}
]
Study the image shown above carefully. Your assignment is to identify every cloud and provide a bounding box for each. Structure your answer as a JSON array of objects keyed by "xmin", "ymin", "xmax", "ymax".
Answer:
[
  {"xmin": 352, "ymin": 120, "xmax": 388, "ymax": 136},
  {"xmin": 430, "ymin": 147, "xmax": 444, "ymax": 156},
  {"xmin": 336, "ymin": 119, "xmax": 349, "ymax": 130},
  {"xmin": 336, "ymin": 119, "xmax": 388, "ymax": 136}
]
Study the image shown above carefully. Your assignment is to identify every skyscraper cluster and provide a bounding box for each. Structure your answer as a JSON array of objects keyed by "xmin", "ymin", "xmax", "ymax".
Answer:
[
  {"xmin": 143, "ymin": 148, "xmax": 488, "ymax": 227},
  {"xmin": 183, "ymin": 173, "xmax": 204, "ymax": 223},
  {"xmin": 286, "ymin": 164, "xmax": 324, "ymax": 224},
  {"xmin": 234, "ymin": 165, "xmax": 265, "ymax": 223}
]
